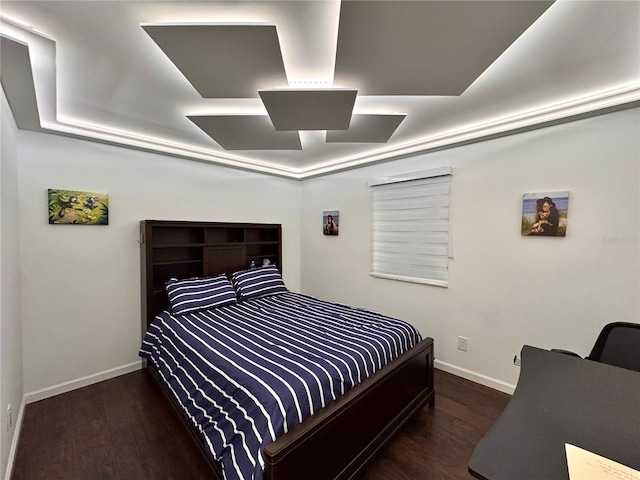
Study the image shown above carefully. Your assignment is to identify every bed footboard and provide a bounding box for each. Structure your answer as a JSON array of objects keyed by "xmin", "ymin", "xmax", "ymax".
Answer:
[{"xmin": 264, "ymin": 337, "xmax": 435, "ymax": 480}]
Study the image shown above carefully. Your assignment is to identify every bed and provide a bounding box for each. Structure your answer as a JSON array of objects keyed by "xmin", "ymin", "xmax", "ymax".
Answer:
[{"xmin": 139, "ymin": 220, "xmax": 435, "ymax": 480}]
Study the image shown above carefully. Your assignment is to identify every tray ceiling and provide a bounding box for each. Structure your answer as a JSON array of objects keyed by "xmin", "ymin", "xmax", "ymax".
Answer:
[{"xmin": 1, "ymin": 1, "xmax": 638, "ymax": 179}]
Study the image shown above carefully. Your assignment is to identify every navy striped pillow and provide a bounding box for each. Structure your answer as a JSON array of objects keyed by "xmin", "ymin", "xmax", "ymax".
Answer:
[
  {"xmin": 231, "ymin": 265, "xmax": 288, "ymax": 301},
  {"xmin": 166, "ymin": 275, "xmax": 237, "ymax": 314}
]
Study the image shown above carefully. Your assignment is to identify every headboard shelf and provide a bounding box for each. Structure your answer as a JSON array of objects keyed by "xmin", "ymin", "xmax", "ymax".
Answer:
[
  {"xmin": 140, "ymin": 220, "xmax": 282, "ymax": 330},
  {"xmin": 152, "ymin": 243, "xmax": 207, "ymax": 248}
]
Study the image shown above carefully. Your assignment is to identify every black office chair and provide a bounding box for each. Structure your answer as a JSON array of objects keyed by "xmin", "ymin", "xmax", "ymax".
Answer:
[{"xmin": 553, "ymin": 322, "xmax": 640, "ymax": 372}]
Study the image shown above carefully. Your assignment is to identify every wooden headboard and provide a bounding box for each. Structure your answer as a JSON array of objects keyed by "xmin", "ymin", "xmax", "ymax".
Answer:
[{"xmin": 140, "ymin": 220, "xmax": 282, "ymax": 331}]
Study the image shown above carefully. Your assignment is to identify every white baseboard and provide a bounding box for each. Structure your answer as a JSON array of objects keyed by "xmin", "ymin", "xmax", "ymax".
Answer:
[
  {"xmin": 435, "ymin": 359, "xmax": 516, "ymax": 395},
  {"xmin": 4, "ymin": 397, "xmax": 25, "ymax": 480},
  {"xmin": 24, "ymin": 360, "xmax": 143, "ymax": 404}
]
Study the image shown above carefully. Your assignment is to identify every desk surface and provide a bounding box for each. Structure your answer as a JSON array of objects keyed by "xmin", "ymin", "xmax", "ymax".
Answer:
[{"xmin": 468, "ymin": 345, "xmax": 640, "ymax": 480}]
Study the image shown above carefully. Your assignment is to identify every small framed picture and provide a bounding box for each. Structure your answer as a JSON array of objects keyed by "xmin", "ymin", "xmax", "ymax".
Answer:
[
  {"xmin": 522, "ymin": 191, "xmax": 569, "ymax": 237},
  {"xmin": 48, "ymin": 189, "xmax": 109, "ymax": 225},
  {"xmin": 323, "ymin": 210, "xmax": 339, "ymax": 236}
]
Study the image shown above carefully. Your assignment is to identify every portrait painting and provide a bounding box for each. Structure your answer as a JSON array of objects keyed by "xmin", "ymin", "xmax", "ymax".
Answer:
[
  {"xmin": 521, "ymin": 191, "xmax": 569, "ymax": 237},
  {"xmin": 323, "ymin": 210, "xmax": 339, "ymax": 236},
  {"xmin": 48, "ymin": 189, "xmax": 109, "ymax": 225}
]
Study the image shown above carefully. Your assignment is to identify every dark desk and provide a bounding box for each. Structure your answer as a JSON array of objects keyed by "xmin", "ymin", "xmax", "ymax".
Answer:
[{"xmin": 468, "ymin": 345, "xmax": 640, "ymax": 480}]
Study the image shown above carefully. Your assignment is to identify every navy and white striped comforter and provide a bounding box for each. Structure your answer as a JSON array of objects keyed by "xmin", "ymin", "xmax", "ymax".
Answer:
[{"xmin": 139, "ymin": 292, "xmax": 422, "ymax": 480}]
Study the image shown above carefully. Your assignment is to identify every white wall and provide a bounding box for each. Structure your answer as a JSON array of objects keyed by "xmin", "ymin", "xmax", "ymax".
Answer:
[
  {"xmin": 10, "ymin": 106, "xmax": 640, "ymax": 404},
  {"xmin": 300, "ymin": 108, "xmax": 640, "ymax": 391},
  {"xmin": 1, "ymin": 89, "xmax": 24, "ymax": 478},
  {"xmin": 17, "ymin": 131, "xmax": 301, "ymax": 397}
]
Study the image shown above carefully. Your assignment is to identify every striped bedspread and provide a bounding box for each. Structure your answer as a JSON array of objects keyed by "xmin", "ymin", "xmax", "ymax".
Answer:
[{"xmin": 139, "ymin": 292, "xmax": 422, "ymax": 480}]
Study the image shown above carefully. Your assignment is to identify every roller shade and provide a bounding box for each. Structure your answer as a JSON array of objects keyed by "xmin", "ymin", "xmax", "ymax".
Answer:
[{"xmin": 370, "ymin": 168, "xmax": 451, "ymax": 286}]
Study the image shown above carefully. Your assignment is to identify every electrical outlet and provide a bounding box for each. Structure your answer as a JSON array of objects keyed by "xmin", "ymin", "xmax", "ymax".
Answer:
[
  {"xmin": 7, "ymin": 404, "xmax": 12, "ymax": 432},
  {"xmin": 457, "ymin": 336, "xmax": 468, "ymax": 352}
]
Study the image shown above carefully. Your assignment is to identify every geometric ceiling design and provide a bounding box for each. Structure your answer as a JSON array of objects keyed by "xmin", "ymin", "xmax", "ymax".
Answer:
[
  {"xmin": 258, "ymin": 88, "xmax": 357, "ymax": 131},
  {"xmin": 144, "ymin": 25, "xmax": 365, "ymax": 148},
  {"xmin": 1, "ymin": 1, "xmax": 639, "ymax": 178},
  {"xmin": 142, "ymin": 1, "xmax": 555, "ymax": 151},
  {"xmin": 142, "ymin": 24, "xmax": 288, "ymax": 98},
  {"xmin": 334, "ymin": 0, "xmax": 555, "ymax": 96}
]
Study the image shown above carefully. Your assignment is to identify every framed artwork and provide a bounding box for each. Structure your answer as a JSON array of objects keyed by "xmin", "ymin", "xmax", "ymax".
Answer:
[
  {"xmin": 48, "ymin": 189, "xmax": 109, "ymax": 225},
  {"xmin": 521, "ymin": 191, "xmax": 569, "ymax": 237},
  {"xmin": 323, "ymin": 210, "xmax": 339, "ymax": 236}
]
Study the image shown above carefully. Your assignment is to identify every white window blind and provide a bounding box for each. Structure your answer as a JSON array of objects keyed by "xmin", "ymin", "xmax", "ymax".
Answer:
[{"xmin": 370, "ymin": 168, "xmax": 452, "ymax": 287}]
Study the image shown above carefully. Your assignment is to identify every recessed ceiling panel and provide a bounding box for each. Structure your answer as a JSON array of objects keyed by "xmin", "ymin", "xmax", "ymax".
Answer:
[
  {"xmin": 0, "ymin": 35, "xmax": 41, "ymax": 130},
  {"xmin": 326, "ymin": 114, "xmax": 406, "ymax": 143},
  {"xmin": 187, "ymin": 115, "xmax": 302, "ymax": 150},
  {"xmin": 259, "ymin": 88, "xmax": 357, "ymax": 131},
  {"xmin": 143, "ymin": 24, "xmax": 288, "ymax": 98},
  {"xmin": 334, "ymin": 0, "xmax": 555, "ymax": 96}
]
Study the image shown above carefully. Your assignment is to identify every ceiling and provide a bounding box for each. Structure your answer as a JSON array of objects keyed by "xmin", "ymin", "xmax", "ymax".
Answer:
[{"xmin": 1, "ymin": 1, "xmax": 639, "ymax": 179}]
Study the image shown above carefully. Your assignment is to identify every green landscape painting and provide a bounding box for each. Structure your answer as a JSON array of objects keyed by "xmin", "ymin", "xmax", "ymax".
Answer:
[{"xmin": 48, "ymin": 189, "xmax": 109, "ymax": 225}]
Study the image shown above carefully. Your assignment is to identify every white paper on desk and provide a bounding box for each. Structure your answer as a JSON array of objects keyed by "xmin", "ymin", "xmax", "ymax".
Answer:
[{"xmin": 566, "ymin": 444, "xmax": 640, "ymax": 480}]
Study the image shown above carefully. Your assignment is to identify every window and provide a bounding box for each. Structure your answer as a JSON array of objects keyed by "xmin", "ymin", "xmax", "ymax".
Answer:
[{"xmin": 369, "ymin": 167, "xmax": 452, "ymax": 287}]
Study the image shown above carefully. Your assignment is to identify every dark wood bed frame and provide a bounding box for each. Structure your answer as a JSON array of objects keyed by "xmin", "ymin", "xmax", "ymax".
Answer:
[{"xmin": 141, "ymin": 220, "xmax": 435, "ymax": 480}]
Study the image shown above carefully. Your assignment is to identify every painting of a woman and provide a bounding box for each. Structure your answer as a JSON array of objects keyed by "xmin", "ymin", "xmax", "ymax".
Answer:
[
  {"xmin": 522, "ymin": 192, "xmax": 569, "ymax": 237},
  {"xmin": 323, "ymin": 210, "xmax": 339, "ymax": 236}
]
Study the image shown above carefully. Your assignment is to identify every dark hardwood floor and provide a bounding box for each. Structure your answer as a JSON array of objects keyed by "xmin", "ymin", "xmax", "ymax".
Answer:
[{"xmin": 12, "ymin": 368, "xmax": 510, "ymax": 480}]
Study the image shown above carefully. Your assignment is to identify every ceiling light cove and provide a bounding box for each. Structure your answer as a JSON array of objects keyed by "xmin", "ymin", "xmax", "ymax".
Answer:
[
  {"xmin": 2, "ymin": 1, "xmax": 638, "ymax": 179},
  {"xmin": 288, "ymin": 80, "xmax": 334, "ymax": 88}
]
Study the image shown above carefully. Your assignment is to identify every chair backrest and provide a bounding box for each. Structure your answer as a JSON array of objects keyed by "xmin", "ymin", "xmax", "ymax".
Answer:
[{"xmin": 587, "ymin": 322, "xmax": 640, "ymax": 372}]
